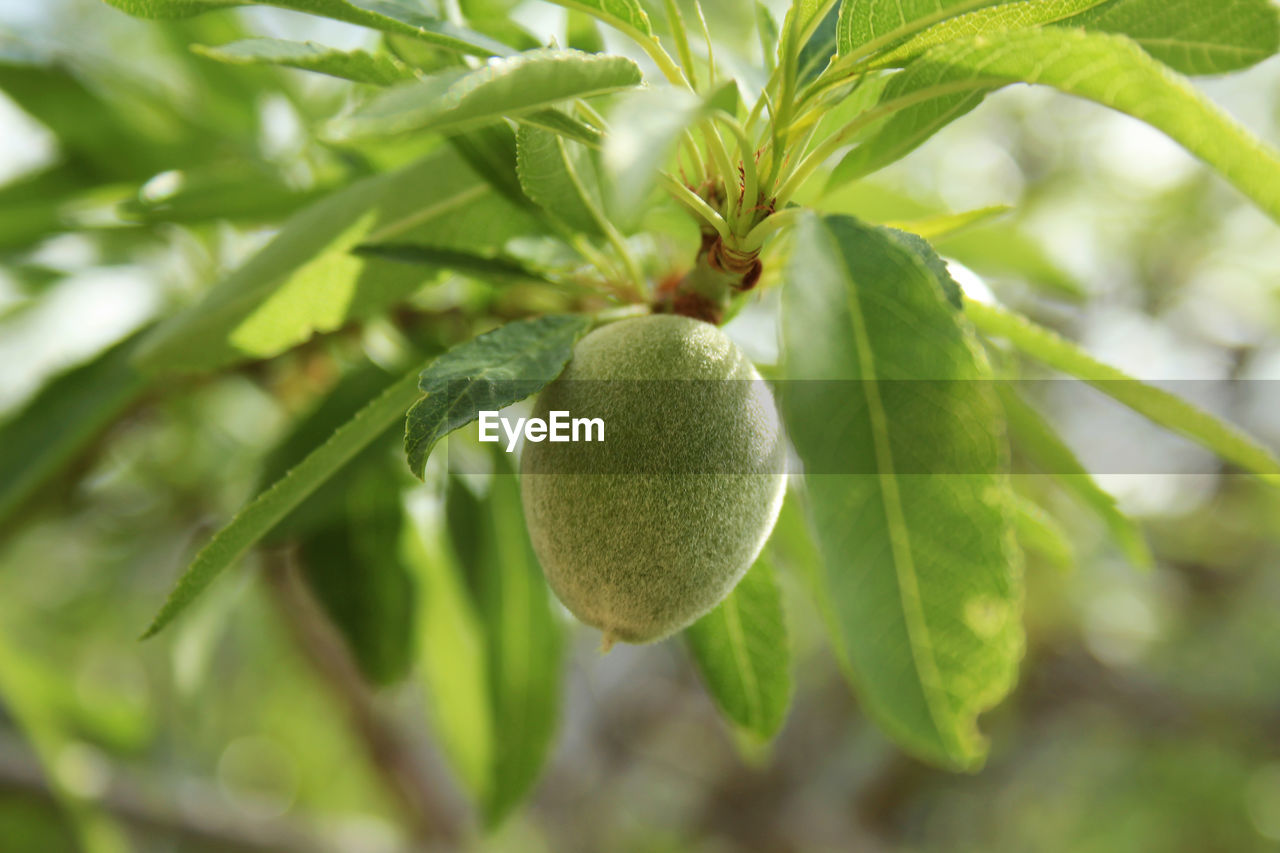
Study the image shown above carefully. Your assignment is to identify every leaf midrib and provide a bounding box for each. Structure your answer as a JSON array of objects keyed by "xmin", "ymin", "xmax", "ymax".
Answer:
[{"xmin": 833, "ymin": 223, "xmax": 958, "ymax": 756}]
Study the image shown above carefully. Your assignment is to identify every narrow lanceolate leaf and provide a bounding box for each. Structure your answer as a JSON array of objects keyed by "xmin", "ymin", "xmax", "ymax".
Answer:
[
  {"xmin": 686, "ymin": 558, "xmax": 793, "ymax": 740},
  {"xmin": 298, "ymin": 460, "xmax": 416, "ymax": 685},
  {"xmin": 867, "ymin": 0, "xmax": 1108, "ymax": 68},
  {"xmin": 1064, "ymin": 0, "xmax": 1280, "ymax": 75},
  {"xmin": 0, "ymin": 329, "xmax": 149, "ymax": 528},
  {"xmin": 835, "ymin": 0, "xmax": 1000, "ymax": 57},
  {"xmin": 353, "ymin": 244, "xmax": 553, "ymax": 284},
  {"xmin": 256, "ymin": 361, "xmax": 418, "ymax": 685},
  {"xmin": 515, "ymin": 109, "xmax": 603, "ymax": 148},
  {"xmin": 970, "ymin": 300, "xmax": 1280, "ymax": 486},
  {"xmin": 402, "ymin": 497, "xmax": 494, "ymax": 806},
  {"xmin": 335, "ymin": 50, "xmax": 642, "ymax": 139},
  {"xmin": 135, "ymin": 147, "xmax": 540, "ymax": 375},
  {"xmin": 192, "ymin": 39, "xmax": 416, "ymax": 86},
  {"xmin": 103, "ymin": 0, "xmax": 513, "ymax": 57},
  {"xmin": 404, "ymin": 315, "xmax": 592, "ymax": 478},
  {"xmin": 142, "ymin": 368, "xmax": 423, "ymax": 639},
  {"xmin": 517, "ymin": 124, "xmax": 607, "ymax": 236},
  {"xmin": 867, "ymin": 28, "xmax": 1280, "ymax": 224},
  {"xmin": 883, "ymin": 204, "xmax": 1009, "ymax": 241},
  {"xmin": 463, "ymin": 468, "xmax": 565, "ymax": 825},
  {"xmin": 868, "ymin": 0, "xmax": 1279, "ymax": 75},
  {"xmin": 1013, "ymin": 497, "xmax": 1074, "ymax": 573},
  {"xmin": 780, "ymin": 214, "xmax": 1022, "ymax": 770},
  {"xmin": 827, "ymin": 89, "xmax": 986, "ymax": 188},
  {"xmin": 998, "ymin": 385, "xmax": 1151, "ymax": 569}
]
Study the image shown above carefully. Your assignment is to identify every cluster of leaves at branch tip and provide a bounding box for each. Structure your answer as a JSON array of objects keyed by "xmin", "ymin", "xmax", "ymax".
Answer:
[{"xmin": 520, "ymin": 315, "xmax": 787, "ymax": 646}]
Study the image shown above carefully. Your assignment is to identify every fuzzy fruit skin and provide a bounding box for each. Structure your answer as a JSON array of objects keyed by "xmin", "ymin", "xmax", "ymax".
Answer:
[{"xmin": 520, "ymin": 314, "xmax": 786, "ymax": 644}]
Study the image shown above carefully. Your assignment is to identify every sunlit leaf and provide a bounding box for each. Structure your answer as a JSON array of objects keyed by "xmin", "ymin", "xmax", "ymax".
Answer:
[
  {"xmin": 823, "ymin": 81, "xmax": 983, "ymax": 187},
  {"xmin": 1013, "ymin": 496, "xmax": 1074, "ymax": 572},
  {"xmin": 334, "ymin": 49, "xmax": 642, "ymax": 139},
  {"xmin": 193, "ymin": 38, "xmax": 417, "ymax": 85},
  {"xmin": 1064, "ymin": 0, "xmax": 1280, "ymax": 75},
  {"xmin": 969, "ymin": 300, "xmax": 1280, "ymax": 486},
  {"xmin": 998, "ymin": 385, "xmax": 1151, "ymax": 569},
  {"xmin": 868, "ymin": 0, "xmax": 1108, "ymax": 68},
  {"xmin": 780, "ymin": 214, "xmax": 1022, "ymax": 770},
  {"xmin": 102, "ymin": 0, "xmax": 513, "ymax": 56},
  {"xmin": 883, "ymin": 204, "xmax": 1009, "ymax": 240},
  {"xmin": 851, "ymin": 28, "xmax": 1280, "ymax": 224},
  {"xmin": 835, "ymin": 0, "xmax": 999, "ymax": 57},
  {"xmin": 135, "ymin": 147, "xmax": 540, "ymax": 375}
]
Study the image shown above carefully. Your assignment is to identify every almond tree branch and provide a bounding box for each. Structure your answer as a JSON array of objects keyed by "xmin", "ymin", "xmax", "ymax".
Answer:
[{"xmin": 263, "ymin": 551, "xmax": 464, "ymax": 849}]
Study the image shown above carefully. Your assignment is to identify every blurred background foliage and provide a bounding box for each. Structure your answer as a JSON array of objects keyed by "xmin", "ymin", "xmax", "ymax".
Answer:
[{"xmin": 1, "ymin": 0, "xmax": 1279, "ymax": 851}]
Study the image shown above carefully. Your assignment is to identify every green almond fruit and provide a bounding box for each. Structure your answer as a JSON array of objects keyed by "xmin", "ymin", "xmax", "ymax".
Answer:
[{"xmin": 520, "ymin": 314, "xmax": 787, "ymax": 646}]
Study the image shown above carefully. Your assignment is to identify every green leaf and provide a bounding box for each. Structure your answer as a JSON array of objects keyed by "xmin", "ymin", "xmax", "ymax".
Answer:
[
  {"xmin": 404, "ymin": 315, "xmax": 592, "ymax": 478},
  {"xmin": 447, "ymin": 122, "xmax": 530, "ymax": 209},
  {"xmin": 0, "ymin": 329, "xmax": 149, "ymax": 528},
  {"xmin": 192, "ymin": 38, "xmax": 417, "ymax": 86},
  {"xmin": 517, "ymin": 124, "xmax": 607, "ymax": 236},
  {"xmin": 867, "ymin": 0, "xmax": 1109, "ymax": 68},
  {"xmin": 417, "ymin": 461, "xmax": 565, "ymax": 824},
  {"xmin": 515, "ymin": 109, "xmax": 604, "ymax": 148},
  {"xmin": 258, "ymin": 361, "xmax": 409, "ymax": 540},
  {"xmin": 935, "ymin": 224, "xmax": 1086, "ymax": 300},
  {"xmin": 250, "ymin": 360, "xmax": 418, "ymax": 686},
  {"xmin": 119, "ymin": 164, "xmax": 328, "ymax": 226},
  {"xmin": 1065, "ymin": 0, "xmax": 1280, "ymax": 75},
  {"xmin": 882, "ymin": 204, "xmax": 1010, "ymax": 240},
  {"xmin": 135, "ymin": 147, "xmax": 540, "ymax": 375},
  {"xmin": 686, "ymin": 558, "xmax": 793, "ymax": 740},
  {"xmin": 460, "ymin": 468, "xmax": 565, "ymax": 825},
  {"xmin": 298, "ymin": 459, "xmax": 416, "ymax": 685},
  {"xmin": 969, "ymin": 300, "xmax": 1280, "ymax": 486},
  {"xmin": 334, "ymin": 49, "xmax": 642, "ymax": 140},
  {"xmin": 100, "ymin": 0, "xmax": 238, "ymax": 16},
  {"xmin": 757, "ymin": 2, "xmax": 780, "ymax": 72},
  {"xmin": 141, "ymin": 367, "xmax": 423, "ymax": 639},
  {"xmin": 568, "ymin": 9, "xmax": 607, "ymax": 52},
  {"xmin": 835, "ymin": 0, "xmax": 999, "ymax": 56},
  {"xmin": 103, "ymin": 0, "xmax": 513, "ymax": 57},
  {"xmin": 353, "ymin": 244, "xmax": 554, "ymax": 284},
  {"xmin": 402, "ymin": 499, "xmax": 494, "ymax": 803},
  {"xmin": 826, "ymin": 88, "xmax": 986, "ymax": 188},
  {"xmin": 998, "ymin": 385, "xmax": 1151, "ymax": 568},
  {"xmin": 537, "ymin": 0, "xmax": 653, "ymax": 40},
  {"xmin": 858, "ymin": 28, "xmax": 1280, "ymax": 225},
  {"xmin": 1012, "ymin": 496, "xmax": 1074, "ymax": 572},
  {"xmin": 780, "ymin": 214, "xmax": 1022, "ymax": 770},
  {"xmin": 797, "ymin": 3, "xmax": 840, "ymax": 81}
]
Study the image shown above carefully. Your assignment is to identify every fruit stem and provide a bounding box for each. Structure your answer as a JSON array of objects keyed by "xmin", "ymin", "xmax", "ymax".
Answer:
[
  {"xmin": 653, "ymin": 232, "xmax": 762, "ymax": 324},
  {"xmin": 600, "ymin": 631, "xmax": 618, "ymax": 654}
]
